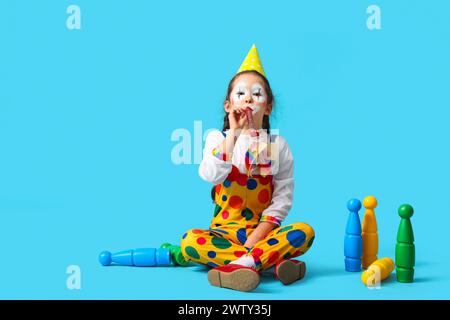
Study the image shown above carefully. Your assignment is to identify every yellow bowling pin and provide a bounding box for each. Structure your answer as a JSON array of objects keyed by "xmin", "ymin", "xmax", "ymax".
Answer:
[
  {"xmin": 361, "ymin": 257, "xmax": 394, "ymax": 286},
  {"xmin": 362, "ymin": 196, "xmax": 378, "ymax": 269}
]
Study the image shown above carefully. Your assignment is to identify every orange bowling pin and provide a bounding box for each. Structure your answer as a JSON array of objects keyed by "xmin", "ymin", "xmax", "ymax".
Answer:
[{"xmin": 362, "ymin": 196, "xmax": 378, "ymax": 269}]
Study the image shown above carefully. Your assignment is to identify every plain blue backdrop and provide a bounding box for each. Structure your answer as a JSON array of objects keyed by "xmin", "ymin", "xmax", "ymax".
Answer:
[{"xmin": 1, "ymin": 0, "xmax": 449, "ymax": 299}]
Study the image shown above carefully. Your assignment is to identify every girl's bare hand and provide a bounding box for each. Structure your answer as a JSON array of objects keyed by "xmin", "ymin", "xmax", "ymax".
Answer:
[
  {"xmin": 228, "ymin": 105, "xmax": 251, "ymax": 131},
  {"xmin": 244, "ymin": 222, "xmax": 276, "ymax": 249}
]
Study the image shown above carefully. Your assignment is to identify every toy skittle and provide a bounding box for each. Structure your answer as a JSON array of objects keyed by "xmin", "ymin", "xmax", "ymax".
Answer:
[
  {"xmin": 344, "ymin": 199, "xmax": 362, "ymax": 272},
  {"xmin": 160, "ymin": 243, "xmax": 189, "ymax": 266},
  {"xmin": 99, "ymin": 248, "xmax": 171, "ymax": 267},
  {"xmin": 361, "ymin": 257, "xmax": 394, "ymax": 286},
  {"xmin": 395, "ymin": 204, "xmax": 415, "ymax": 283},
  {"xmin": 362, "ymin": 196, "xmax": 379, "ymax": 269},
  {"xmin": 343, "ymin": 199, "xmax": 416, "ymax": 285}
]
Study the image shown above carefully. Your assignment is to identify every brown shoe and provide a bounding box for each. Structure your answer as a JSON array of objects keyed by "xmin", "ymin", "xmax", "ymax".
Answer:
[
  {"xmin": 207, "ymin": 264, "xmax": 261, "ymax": 292},
  {"xmin": 274, "ymin": 259, "xmax": 306, "ymax": 285}
]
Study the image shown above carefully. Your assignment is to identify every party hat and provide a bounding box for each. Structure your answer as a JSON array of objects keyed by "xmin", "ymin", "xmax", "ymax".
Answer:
[{"xmin": 237, "ymin": 44, "xmax": 266, "ymax": 77}]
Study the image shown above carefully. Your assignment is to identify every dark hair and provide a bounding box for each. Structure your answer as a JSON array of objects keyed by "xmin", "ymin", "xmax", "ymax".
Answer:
[
  {"xmin": 211, "ymin": 70, "xmax": 275, "ymax": 203},
  {"xmin": 222, "ymin": 70, "xmax": 275, "ymax": 134}
]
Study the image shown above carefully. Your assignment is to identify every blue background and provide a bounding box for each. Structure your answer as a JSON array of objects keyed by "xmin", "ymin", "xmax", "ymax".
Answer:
[{"xmin": 1, "ymin": 0, "xmax": 449, "ymax": 299}]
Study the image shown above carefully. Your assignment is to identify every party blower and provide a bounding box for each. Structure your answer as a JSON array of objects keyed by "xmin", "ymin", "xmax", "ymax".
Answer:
[{"xmin": 244, "ymin": 106, "xmax": 259, "ymax": 137}]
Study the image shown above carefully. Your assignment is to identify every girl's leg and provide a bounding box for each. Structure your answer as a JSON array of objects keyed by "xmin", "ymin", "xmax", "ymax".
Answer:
[
  {"xmin": 180, "ymin": 228, "xmax": 248, "ymax": 268},
  {"xmin": 248, "ymin": 222, "xmax": 315, "ymax": 271},
  {"xmin": 209, "ymin": 225, "xmax": 256, "ymax": 268}
]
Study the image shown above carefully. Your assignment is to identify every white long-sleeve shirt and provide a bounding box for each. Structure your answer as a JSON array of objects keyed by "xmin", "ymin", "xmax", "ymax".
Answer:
[{"xmin": 198, "ymin": 129, "xmax": 294, "ymax": 225}]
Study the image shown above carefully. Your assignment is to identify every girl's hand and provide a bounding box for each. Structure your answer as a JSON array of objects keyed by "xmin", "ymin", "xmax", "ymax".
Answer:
[
  {"xmin": 228, "ymin": 105, "xmax": 250, "ymax": 131},
  {"xmin": 244, "ymin": 221, "xmax": 277, "ymax": 249},
  {"xmin": 243, "ymin": 232, "xmax": 262, "ymax": 249}
]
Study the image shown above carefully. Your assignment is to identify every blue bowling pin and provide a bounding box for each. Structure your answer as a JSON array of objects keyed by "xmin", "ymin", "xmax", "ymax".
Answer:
[
  {"xmin": 99, "ymin": 248, "xmax": 171, "ymax": 267},
  {"xmin": 344, "ymin": 199, "xmax": 362, "ymax": 272}
]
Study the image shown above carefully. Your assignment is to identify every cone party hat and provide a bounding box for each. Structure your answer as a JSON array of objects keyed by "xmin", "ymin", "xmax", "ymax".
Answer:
[{"xmin": 237, "ymin": 44, "xmax": 266, "ymax": 77}]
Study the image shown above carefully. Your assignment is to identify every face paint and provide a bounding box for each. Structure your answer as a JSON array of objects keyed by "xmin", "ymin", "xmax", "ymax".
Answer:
[
  {"xmin": 249, "ymin": 105, "xmax": 261, "ymax": 115},
  {"xmin": 251, "ymin": 83, "xmax": 267, "ymax": 103},
  {"xmin": 231, "ymin": 81, "xmax": 249, "ymax": 104}
]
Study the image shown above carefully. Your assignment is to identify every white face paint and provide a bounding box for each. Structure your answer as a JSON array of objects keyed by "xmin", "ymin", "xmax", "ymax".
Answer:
[
  {"xmin": 230, "ymin": 81, "xmax": 267, "ymax": 107},
  {"xmin": 251, "ymin": 83, "xmax": 267, "ymax": 103},
  {"xmin": 250, "ymin": 105, "xmax": 261, "ymax": 115},
  {"xmin": 231, "ymin": 81, "xmax": 249, "ymax": 104}
]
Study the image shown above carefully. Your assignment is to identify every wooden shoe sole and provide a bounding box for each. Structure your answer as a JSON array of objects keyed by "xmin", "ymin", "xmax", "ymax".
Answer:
[
  {"xmin": 275, "ymin": 260, "xmax": 306, "ymax": 285},
  {"xmin": 208, "ymin": 267, "xmax": 260, "ymax": 292}
]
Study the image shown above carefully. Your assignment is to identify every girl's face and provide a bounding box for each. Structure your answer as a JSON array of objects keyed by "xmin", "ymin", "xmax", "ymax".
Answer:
[{"xmin": 224, "ymin": 73, "xmax": 272, "ymax": 130}]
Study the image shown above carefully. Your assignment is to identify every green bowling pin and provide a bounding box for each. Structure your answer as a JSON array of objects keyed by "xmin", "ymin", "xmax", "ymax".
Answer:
[
  {"xmin": 161, "ymin": 243, "xmax": 189, "ymax": 266},
  {"xmin": 395, "ymin": 204, "xmax": 415, "ymax": 283}
]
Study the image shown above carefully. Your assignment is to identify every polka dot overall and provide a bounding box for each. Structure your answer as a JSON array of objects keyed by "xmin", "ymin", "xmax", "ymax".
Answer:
[{"xmin": 180, "ymin": 164, "xmax": 315, "ymax": 271}]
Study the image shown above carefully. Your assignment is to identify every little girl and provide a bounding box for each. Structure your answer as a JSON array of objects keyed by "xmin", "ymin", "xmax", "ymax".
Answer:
[{"xmin": 180, "ymin": 45, "xmax": 315, "ymax": 292}]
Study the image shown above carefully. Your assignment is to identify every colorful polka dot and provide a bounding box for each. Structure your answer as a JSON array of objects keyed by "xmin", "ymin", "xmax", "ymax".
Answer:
[
  {"xmin": 197, "ymin": 237, "xmax": 206, "ymax": 245},
  {"xmin": 267, "ymin": 238, "xmax": 279, "ymax": 246},
  {"xmin": 247, "ymin": 178, "xmax": 257, "ymax": 190},
  {"xmin": 277, "ymin": 225, "xmax": 293, "ymax": 234},
  {"xmin": 250, "ymin": 248, "xmax": 264, "ymax": 259},
  {"xmin": 223, "ymin": 179, "xmax": 231, "ymax": 188},
  {"xmin": 286, "ymin": 230, "xmax": 306, "ymax": 248},
  {"xmin": 222, "ymin": 211, "xmax": 229, "ymax": 219},
  {"xmin": 258, "ymin": 189, "xmax": 270, "ymax": 203},
  {"xmin": 215, "ymin": 184, "xmax": 221, "ymax": 195},
  {"xmin": 214, "ymin": 204, "xmax": 222, "ymax": 217},
  {"xmin": 207, "ymin": 262, "xmax": 218, "ymax": 267},
  {"xmin": 185, "ymin": 246, "xmax": 200, "ymax": 259},
  {"xmin": 192, "ymin": 229, "xmax": 204, "ymax": 234},
  {"xmin": 237, "ymin": 228, "xmax": 247, "ymax": 244},
  {"xmin": 241, "ymin": 208, "xmax": 254, "ymax": 221},
  {"xmin": 207, "ymin": 251, "xmax": 216, "ymax": 258},
  {"xmin": 229, "ymin": 195, "xmax": 243, "ymax": 209},
  {"xmin": 224, "ymin": 260, "xmax": 231, "ymax": 265},
  {"xmin": 211, "ymin": 236, "xmax": 232, "ymax": 249},
  {"xmin": 182, "ymin": 233, "xmax": 187, "ymax": 239},
  {"xmin": 234, "ymin": 251, "xmax": 246, "ymax": 258},
  {"xmin": 222, "ymin": 195, "xmax": 227, "ymax": 201}
]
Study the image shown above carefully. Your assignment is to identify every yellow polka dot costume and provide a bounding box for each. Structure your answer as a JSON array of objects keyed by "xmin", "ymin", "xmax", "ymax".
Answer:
[{"xmin": 180, "ymin": 45, "xmax": 315, "ymax": 271}]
